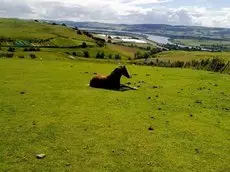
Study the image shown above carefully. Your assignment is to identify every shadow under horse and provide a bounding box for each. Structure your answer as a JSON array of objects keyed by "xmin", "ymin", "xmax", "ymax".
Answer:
[{"xmin": 89, "ymin": 66, "xmax": 137, "ymax": 91}]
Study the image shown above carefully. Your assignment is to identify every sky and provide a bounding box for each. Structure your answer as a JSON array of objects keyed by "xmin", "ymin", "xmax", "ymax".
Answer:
[{"xmin": 0, "ymin": 0, "xmax": 230, "ymax": 28}]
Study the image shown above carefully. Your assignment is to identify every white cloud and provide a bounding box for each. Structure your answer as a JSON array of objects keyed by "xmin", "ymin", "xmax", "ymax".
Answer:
[{"xmin": 0, "ymin": 0, "xmax": 229, "ymax": 28}]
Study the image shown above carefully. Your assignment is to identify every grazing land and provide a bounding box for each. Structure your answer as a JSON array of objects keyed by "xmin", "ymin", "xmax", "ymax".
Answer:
[
  {"xmin": 171, "ymin": 39, "xmax": 230, "ymax": 47},
  {"xmin": 0, "ymin": 19, "xmax": 150, "ymax": 60},
  {"xmin": 156, "ymin": 50, "xmax": 230, "ymax": 62},
  {"xmin": 0, "ymin": 18, "xmax": 230, "ymax": 171},
  {"xmin": 0, "ymin": 59, "xmax": 230, "ymax": 171}
]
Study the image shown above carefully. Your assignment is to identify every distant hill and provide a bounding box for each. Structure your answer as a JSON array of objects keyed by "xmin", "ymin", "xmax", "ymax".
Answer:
[{"xmin": 53, "ymin": 21, "xmax": 230, "ymax": 41}]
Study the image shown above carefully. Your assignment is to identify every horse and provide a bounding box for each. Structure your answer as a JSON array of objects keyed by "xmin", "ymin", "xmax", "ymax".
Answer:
[{"xmin": 90, "ymin": 65, "xmax": 135, "ymax": 90}]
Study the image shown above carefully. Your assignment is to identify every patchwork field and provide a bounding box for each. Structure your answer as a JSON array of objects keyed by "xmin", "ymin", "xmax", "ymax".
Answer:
[
  {"xmin": 0, "ymin": 58, "xmax": 230, "ymax": 172},
  {"xmin": 157, "ymin": 50, "xmax": 230, "ymax": 62},
  {"xmin": 171, "ymin": 39, "xmax": 230, "ymax": 47}
]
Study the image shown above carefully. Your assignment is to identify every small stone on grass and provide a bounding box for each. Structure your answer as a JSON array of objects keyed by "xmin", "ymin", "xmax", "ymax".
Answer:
[{"xmin": 36, "ymin": 154, "xmax": 46, "ymax": 159}]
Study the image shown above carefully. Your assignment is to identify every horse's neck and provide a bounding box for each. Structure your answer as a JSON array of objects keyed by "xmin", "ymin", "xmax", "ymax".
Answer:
[{"xmin": 107, "ymin": 70, "xmax": 122, "ymax": 81}]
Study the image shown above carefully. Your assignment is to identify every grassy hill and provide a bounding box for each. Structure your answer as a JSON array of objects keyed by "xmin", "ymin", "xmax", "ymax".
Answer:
[
  {"xmin": 0, "ymin": 18, "xmax": 151, "ymax": 60},
  {"xmin": 0, "ymin": 18, "xmax": 92, "ymax": 41},
  {"xmin": 156, "ymin": 51, "xmax": 230, "ymax": 62},
  {"xmin": 0, "ymin": 58, "xmax": 230, "ymax": 171},
  {"xmin": 1, "ymin": 18, "xmax": 230, "ymax": 171}
]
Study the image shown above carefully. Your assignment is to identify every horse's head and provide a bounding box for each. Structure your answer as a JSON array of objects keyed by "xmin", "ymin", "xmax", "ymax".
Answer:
[{"xmin": 119, "ymin": 66, "xmax": 131, "ymax": 78}]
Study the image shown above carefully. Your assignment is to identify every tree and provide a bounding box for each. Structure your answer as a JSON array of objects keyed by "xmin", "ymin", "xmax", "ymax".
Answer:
[
  {"xmin": 77, "ymin": 30, "xmax": 82, "ymax": 35},
  {"xmin": 96, "ymin": 40, "xmax": 105, "ymax": 47},
  {"xmin": 62, "ymin": 23, "xmax": 67, "ymax": 27},
  {"xmin": 143, "ymin": 52, "xmax": 150, "ymax": 59},
  {"xmin": 96, "ymin": 52, "xmax": 105, "ymax": 59},
  {"xmin": 114, "ymin": 54, "xmax": 121, "ymax": 60},
  {"xmin": 81, "ymin": 42, "xmax": 87, "ymax": 48},
  {"xmin": 108, "ymin": 54, "xmax": 113, "ymax": 59}
]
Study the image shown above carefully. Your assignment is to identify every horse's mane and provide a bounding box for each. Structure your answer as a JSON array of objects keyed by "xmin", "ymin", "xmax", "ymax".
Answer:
[{"xmin": 110, "ymin": 67, "xmax": 121, "ymax": 76}]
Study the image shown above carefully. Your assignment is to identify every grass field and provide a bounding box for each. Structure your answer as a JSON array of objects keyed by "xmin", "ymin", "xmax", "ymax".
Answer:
[
  {"xmin": 171, "ymin": 39, "xmax": 230, "ymax": 47},
  {"xmin": 157, "ymin": 50, "xmax": 230, "ymax": 62},
  {"xmin": 49, "ymin": 37, "xmax": 96, "ymax": 47},
  {"xmin": 0, "ymin": 18, "xmax": 149, "ymax": 60},
  {"xmin": 0, "ymin": 58, "xmax": 230, "ymax": 171},
  {"xmin": 0, "ymin": 18, "xmax": 94, "ymax": 43}
]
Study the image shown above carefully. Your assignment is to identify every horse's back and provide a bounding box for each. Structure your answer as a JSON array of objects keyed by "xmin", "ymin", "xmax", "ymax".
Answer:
[{"xmin": 90, "ymin": 75, "xmax": 107, "ymax": 88}]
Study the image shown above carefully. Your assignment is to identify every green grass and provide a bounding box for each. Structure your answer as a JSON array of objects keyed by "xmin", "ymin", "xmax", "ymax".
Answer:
[
  {"xmin": 50, "ymin": 37, "xmax": 96, "ymax": 47},
  {"xmin": 106, "ymin": 44, "xmax": 146, "ymax": 58},
  {"xmin": 171, "ymin": 39, "xmax": 230, "ymax": 47},
  {"xmin": 157, "ymin": 50, "xmax": 230, "ymax": 62},
  {"xmin": 0, "ymin": 18, "xmax": 94, "ymax": 42},
  {"xmin": 0, "ymin": 58, "xmax": 230, "ymax": 171}
]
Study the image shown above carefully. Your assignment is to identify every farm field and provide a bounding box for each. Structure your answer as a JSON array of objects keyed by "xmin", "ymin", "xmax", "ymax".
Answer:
[
  {"xmin": 171, "ymin": 39, "xmax": 230, "ymax": 47},
  {"xmin": 0, "ymin": 18, "xmax": 93, "ymax": 41},
  {"xmin": 156, "ymin": 50, "xmax": 230, "ymax": 62},
  {"xmin": 0, "ymin": 58, "xmax": 230, "ymax": 172}
]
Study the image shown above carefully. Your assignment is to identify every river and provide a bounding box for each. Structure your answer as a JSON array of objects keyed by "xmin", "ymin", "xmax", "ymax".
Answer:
[
  {"xmin": 79, "ymin": 27, "xmax": 172, "ymax": 45},
  {"xmin": 145, "ymin": 34, "xmax": 172, "ymax": 44}
]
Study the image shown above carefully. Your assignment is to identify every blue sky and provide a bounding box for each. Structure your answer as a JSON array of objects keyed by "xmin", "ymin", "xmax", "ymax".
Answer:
[{"xmin": 0, "ymin": 0, "xmax": 230, "ymax": 27}]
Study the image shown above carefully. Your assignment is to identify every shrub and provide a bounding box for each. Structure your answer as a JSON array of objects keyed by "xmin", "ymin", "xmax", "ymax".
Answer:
[
  {"xmin": 18, "ymin": 55, "xmax": 25, "ymax": 59},
  {"xmin": 6, "ymin": 53, "xmax": 14, "ymax": 58},
  {"xmin": 209, "ymin": 57, "xmax": 225, "ymax": 72},
  {"xmin": 108, "ymin": 54, "xmax": 113, "ymax": 59},
  {"xmin": 72, "ymin": 52, "xmax": 77, "ymax": 56},
  {"xmin": 83, "ymin": 51, "xmax": 89, "ymax": 58},
  {"xmin": 24, "ymin": 47, "xmax": 40, "ymax": 52},
  {"xmin": 81, "ymin": 42, "xmax": 87, "ymax": 48},
  {"xmin": 77, "ymin": 30, "xmax": 82, "ymax": 35},
  {"xmin": 114, "ymin": 54, "xmax": 121, "ymax": 60},
  {"xmin": 134, "ymin": 51, "xmax": 141, "ymax": 59},
  {"xmin": 0, "ymin": 53, "xmax": 13, "ymax": 58},
  {"xmin": 96, "ymin": 40, "xmax": 105, "ymax": 47},
  {"xmin": 30, "ymin": 53, "xmax": 36, "ymax": 59},
  {"xmin": 96, "ymin": 52, "xmax": 105, "ymax": 59},
  {"xmin": 8, "ymin": 47, "xmax": 15, "ymax": 52},
  {"xmin": 93, "ymin": 37, "xmax": 106, "ymax": 47}
]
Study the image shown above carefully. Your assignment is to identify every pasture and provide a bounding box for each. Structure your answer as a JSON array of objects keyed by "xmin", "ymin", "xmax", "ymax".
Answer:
[
  {"xmin": 171, "ymin": 38, "xmax": 230, "ymax": 47},
  {"xmin": 157, "ymin": 50, "xmax": 230, "ymax": 62},
  {"xmin": 0, "ymin": 18, "xmax": 93, "ymax": 42},
  {"xmin": 0, "ymin": 58, "xmax": 230, "ymax": 172}
]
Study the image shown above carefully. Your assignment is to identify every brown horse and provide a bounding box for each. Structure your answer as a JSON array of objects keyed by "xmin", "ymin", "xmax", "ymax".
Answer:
[{"xmin": 90, "ymin": 66, "xmax": 132, "ymax": 90}]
